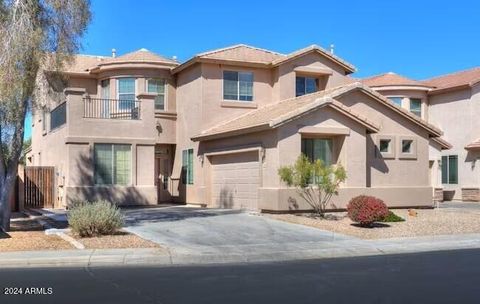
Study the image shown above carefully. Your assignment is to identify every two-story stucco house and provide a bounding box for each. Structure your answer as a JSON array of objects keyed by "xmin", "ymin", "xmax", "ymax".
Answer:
[
  {"xmin": 28, "ymin": 44, "xmax": 448, "ymax": 211},
  {"xmin": 363, "ymin": 69, "xmax": 480, "ymax": 202}
]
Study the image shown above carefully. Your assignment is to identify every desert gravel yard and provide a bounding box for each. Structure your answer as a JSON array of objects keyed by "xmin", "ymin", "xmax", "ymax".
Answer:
[
  {"xmin": 68, "ymin": 231, "xmax": 161, "ymax": 250},
  {"xmin": 0, "ymin": 218, "xmax": 73, "ymax": 252},
  {"xmin": 267, "ymin": 208, "xmax": 480, "ymax": 239}
]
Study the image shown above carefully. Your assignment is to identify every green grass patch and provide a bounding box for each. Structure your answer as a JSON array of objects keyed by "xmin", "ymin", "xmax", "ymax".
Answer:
[{"xmin": 381, "ymin": 211, "xmax": 405, "ymax": 223}]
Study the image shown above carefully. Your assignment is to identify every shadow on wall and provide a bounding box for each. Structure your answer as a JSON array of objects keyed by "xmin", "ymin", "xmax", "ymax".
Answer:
[
  {"xmin": 368, "ymin": 135, "xmax": 389, "ymax": 187},
  {"xmin": 70, "ymin": 152, "xmax": 151, "ymax": 207},
  {"xmin": 218, "ymin": 187, "xmax": 234, "ymax": 209}
]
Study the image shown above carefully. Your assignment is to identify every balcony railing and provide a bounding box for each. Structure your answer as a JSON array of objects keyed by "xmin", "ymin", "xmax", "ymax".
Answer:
[{"xmin": 83, "ymin": 98, "xmax": 141, "ymax": 120}]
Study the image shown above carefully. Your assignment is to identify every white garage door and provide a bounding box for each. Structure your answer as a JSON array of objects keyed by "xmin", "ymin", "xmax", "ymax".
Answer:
[{"xmin": 210, "ymin": 151, "xmax": 260, "ymax": 210}]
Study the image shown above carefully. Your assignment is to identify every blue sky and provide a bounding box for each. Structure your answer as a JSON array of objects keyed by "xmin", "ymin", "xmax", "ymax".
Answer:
[{"xmin": 24, "ymin": 0, "xmax": 480, "ymax": 139}]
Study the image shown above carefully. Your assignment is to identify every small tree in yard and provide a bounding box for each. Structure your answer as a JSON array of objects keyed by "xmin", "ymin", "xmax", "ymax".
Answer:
[
  {"xmin": 278, "ymin": 155, "xmax": 347, "ymax": 216},
  {"xmin": 0, "ymin": 0, "xmax": 91, "ymax": 231}
]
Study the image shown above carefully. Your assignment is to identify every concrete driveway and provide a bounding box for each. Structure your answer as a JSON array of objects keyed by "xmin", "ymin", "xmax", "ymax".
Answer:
[{"xmin": 122, "ymin": 206, "xmax": 362, "ymax": 256}]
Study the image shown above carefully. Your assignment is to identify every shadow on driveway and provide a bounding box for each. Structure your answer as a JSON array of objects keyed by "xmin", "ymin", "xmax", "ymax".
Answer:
[{"xmin": 122, "ymin": 206, "xmax": 244, "ymax": 227}]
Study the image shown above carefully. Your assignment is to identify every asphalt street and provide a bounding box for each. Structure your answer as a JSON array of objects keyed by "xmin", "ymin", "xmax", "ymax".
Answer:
[{"xmin": 0, "ymin": 249, "xmax": 479, "ymax": 304}]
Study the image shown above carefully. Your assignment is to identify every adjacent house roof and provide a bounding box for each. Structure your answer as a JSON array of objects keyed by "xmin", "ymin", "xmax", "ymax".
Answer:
[
  {"xmin": 192, "ymin": 82, "xmax": 443, "ymax": 141},
  {"xmin": 172, "ymin": 44, "xmax": 356, "ymax": 74},
  {"xmin": 362, "ymin": 72, "xmax": 431, "ymax": 88},
  {"xmin": 465, "ymin": 138, "xmax": 480, "ymax": 150},
  {"xmin": 421, "ymin": 67, "xmax": 480, "ymax": 94}
]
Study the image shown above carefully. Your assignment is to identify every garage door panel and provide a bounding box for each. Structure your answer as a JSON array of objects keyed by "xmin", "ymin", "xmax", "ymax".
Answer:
[{"xmin": 210, "ymin": 151, "xmax": 260, "ymax": 210}]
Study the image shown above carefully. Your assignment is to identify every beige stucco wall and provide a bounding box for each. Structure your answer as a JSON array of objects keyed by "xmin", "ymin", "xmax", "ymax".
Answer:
[
  {"xmin": 273, "ymin": 52, "xmax": 352, "ymax": 102},
  {"xmin": 375, "ymin": 89, "xmax": 429, "ymax": 120},
  {"xmin": 428, "ymin": 86, "xmax": 480, "ymax": 200}
]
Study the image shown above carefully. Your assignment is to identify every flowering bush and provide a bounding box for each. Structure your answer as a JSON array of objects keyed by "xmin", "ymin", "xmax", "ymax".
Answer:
[{"xmin": 347, "ymin": 195, "xmax": 389, "ymax": 227}]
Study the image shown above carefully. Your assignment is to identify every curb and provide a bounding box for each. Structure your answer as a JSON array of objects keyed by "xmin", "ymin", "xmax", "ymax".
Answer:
[{"xmin": 1, "ymin": 236, "xmax": 480, "ymax": 269}]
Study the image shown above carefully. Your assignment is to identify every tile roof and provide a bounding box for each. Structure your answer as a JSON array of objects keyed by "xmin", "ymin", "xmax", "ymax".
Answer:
[
  {"xmin": 362, "ymin": 72, "xmax": 430, "ymax": 88},
  {"xmin": 192, "ymin": 82, "xmax": 442, "ymax": 141},
  {"xmin": 173, "ymin": 44, "xmax": 356, "ymax": 74},
  {"xmin": 56, "ymin": 54, "xmax": 107, "ymax": 74},
  {"xmin": 465, "ymin": 138, "xmax": 480, "ymax": 150},
  {"xmin": 421, "ymin": 67, "xmax": 480, "ymax": 92},
  {"xmin": 431, "ymin": 137, "xmax": 453, "ymax": 150},
  {"xmin": 98, "ymin": 48, "xmax": 178, "ymax": 66},
  {"xmin": 197, "ymin": 44, "xmax": 284, "ymax": 64},
  {"xmin": 271, "ymin": 45, "xmax": 356, "ymax": 73}
]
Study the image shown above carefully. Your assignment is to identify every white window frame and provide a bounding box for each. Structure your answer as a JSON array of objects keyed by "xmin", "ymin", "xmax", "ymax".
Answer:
[
  {"xmin": 222, "ymin": 70, "xmax": 254, "ymax": 102},
  {"xmin": 146, "ymin": 78, "xmax": 167, "ymax": 111},
  {"xmin": 116, "ymin": 77, "xmax": 137, "ymax": 111}
]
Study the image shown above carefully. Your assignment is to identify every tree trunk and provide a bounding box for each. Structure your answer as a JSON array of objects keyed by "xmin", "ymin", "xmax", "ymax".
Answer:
[{"xmin": 0, "ymin": 170, "xmax": 17, "ymax": 232}]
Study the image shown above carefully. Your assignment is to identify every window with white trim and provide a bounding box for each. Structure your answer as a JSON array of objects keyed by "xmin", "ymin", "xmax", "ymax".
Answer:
[
  {"xmin": 117, "ymin": 78, "xmax": 136, "ymax": 110},
  {"xmin": 223, "ymin": 71, "xmax": 253, "ymax": 101}
]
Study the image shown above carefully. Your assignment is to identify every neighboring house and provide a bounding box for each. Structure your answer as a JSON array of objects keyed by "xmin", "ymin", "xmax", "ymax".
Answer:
[
  {"xmin": 28, "ymin": 45, "xmax": 448, "ymax": 211},
  {"xmin": 363, "ymin": 69, "xmax": 480, "ymax": 202}
]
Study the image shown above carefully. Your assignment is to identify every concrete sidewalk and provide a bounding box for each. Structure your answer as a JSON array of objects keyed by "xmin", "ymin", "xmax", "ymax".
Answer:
[{"xmin": 1, "ymin": 233, "xmax": 480, "ymax": 268}]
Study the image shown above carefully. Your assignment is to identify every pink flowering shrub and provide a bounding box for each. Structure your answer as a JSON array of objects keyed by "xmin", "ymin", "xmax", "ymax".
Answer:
[{"xmin": 347, "ymin": 195, "xmax": 389, "ymax": 227}]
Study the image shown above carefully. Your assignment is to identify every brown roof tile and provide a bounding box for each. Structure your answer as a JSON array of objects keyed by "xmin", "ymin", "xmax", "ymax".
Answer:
[
  {"xmin": 362, "ymin": 72, "xmax": 429, "ymax": 88},
  {"xmin": 99, "ymin": 48, "xmax": 178, "ymax": 66},
  {"xmin": 421, "ymin": 67, "xmax": 480, "ymax": 92},
  {"xmin": 197, "ymin": 44, "xmax": 284, "ymax": 64}
]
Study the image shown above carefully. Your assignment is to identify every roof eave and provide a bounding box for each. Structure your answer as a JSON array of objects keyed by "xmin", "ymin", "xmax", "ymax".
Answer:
[
  {"xmin": 191, "ymin": 124, "xmax": 271, "ymax": 142},
  {"xmin": 271, "ymin": 48, "xmax": 356, "ymax": 74}
]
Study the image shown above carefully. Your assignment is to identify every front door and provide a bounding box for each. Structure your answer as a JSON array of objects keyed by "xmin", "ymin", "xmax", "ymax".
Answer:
[{"xmin": 155, "ymin": 156, "xmax": 171, "ymax": 203}]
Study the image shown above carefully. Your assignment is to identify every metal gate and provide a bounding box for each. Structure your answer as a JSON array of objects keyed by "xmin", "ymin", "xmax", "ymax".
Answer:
[{"xmin": 24, "ymin": 166, "xmax": 55, "ymax": 208}]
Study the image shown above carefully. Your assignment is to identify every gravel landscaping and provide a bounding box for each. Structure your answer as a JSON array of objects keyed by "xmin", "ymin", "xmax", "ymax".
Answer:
[
  {"xmin": 0, "ymin": 213, "xmax": 161, "ymax": 252},
  {"xmin": 267, "ymin": 208, "xmax": 480, "ymax": 239},
  {"xmin": 0, "ymin": 218, "xmax": 73, "ymax": 252},
  {"xmin": 68, "ymin": 231, "xmax": 161, "ymax": 250}
]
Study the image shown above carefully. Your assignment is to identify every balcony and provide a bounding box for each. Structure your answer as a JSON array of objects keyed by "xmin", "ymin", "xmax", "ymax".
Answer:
[{"xmin": 83, "ymin": 97, "xmax": 141, "ymax": 120}]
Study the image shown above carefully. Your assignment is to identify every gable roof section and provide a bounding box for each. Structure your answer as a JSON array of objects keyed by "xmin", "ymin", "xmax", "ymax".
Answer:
[
  {"xmin": 271, "ymin": 45, "xmax": 356, "ymax": 74},
  {"xmin": 192, "ymin": 82, "xmax": 442, "ymax": 141},
  {"xmin": 421, "ymin": 67, "xmax": 480, "ymax": 94},
  {"xmin": 172, "ymin": 44, "xmax": 356, "ymax": 75},
  {"xmin": 362, "ymin": 72, "xmax": 432, "ymax": 88}
]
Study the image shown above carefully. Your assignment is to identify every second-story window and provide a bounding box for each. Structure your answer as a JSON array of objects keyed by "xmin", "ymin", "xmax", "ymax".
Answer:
[
  {"xmin": 118, "ymin": 78, "xmax": 136, "ymax": 110},
  {"xmin": 100, "ymin": 79, "xmax": 110, "ymax": 99},
  {"xmin": 388, "ymin": 97, "xmax": 403, "ymax": 107},
  {"xmin": 223, "ymin": 71, "xmax": 253, "ymax": 101},
  {"xmin": 410, "ymin": 98, "xmax": 422, "ymax": 117},
  {"xmin": 147, "ymin": 78, "xmax": 166, "ymax": 110},
  {"xmin": 296, "ymin": 76, "xmax": 318, "ymax": 97}
]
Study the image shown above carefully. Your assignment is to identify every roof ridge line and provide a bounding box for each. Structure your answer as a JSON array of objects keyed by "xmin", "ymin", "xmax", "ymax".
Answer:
[{"xmin": 421, "ymin": 66, "xmax": 480, "ymax": 82}]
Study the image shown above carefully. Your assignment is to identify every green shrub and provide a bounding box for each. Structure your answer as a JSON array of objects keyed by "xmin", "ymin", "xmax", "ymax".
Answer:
[
  {"xmin": 68, "ymin": 200, "xmax": 124, "ymax": 237},
  {"xmin": 381, "ymin": 211, "xmax": 405, "ymax": 223}
]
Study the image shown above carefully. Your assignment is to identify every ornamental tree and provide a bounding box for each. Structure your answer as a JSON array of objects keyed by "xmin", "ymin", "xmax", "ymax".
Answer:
[{"xmin": 278, "ymin": 154, "xmax": 346, "ymax": 216}]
